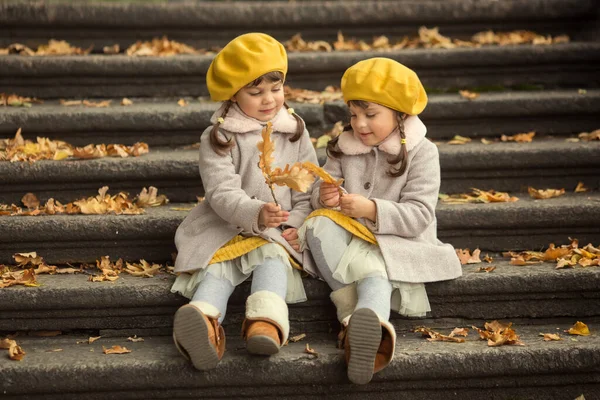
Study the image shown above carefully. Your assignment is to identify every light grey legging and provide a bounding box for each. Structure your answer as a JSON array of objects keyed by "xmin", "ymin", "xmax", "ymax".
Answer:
[
  {"xmin": 191, "ymin": 257, "xmax": 288, "ymax": 323},
  {"xmin": 305, "ymin": 216, "xmax": 392, "ymax": 320}
]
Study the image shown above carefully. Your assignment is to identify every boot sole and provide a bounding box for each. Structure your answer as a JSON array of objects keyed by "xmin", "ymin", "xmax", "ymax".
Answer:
[
  {"xmin": 347, "ymin": 308, "xmax": 381, "ymax": 385},
  {"xmin": 173, "ymin": 305, "xmax": 220, "ymax": 370},
  {"xmin": 246, "ymin": 335, "xmax": 280, "ymax": 356}
]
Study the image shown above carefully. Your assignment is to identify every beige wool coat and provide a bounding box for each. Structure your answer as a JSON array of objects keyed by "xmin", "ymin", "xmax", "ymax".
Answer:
[
  {"xmin": 310, "ymin": 116, "xmax": 462, "ymax": 283},
  {"xmin": 174, "ymin": 104, "xmax": 319, "ymax": 274}
]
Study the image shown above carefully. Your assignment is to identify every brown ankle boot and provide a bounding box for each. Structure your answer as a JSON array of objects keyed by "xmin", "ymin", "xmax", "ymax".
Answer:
[
  {"xmin": 243, "ymin": 318, "xmax": 283, "ymax": 355},
  {"xmin": 173, "ymin": 304, "xmax": 225, "ymax": 370}
]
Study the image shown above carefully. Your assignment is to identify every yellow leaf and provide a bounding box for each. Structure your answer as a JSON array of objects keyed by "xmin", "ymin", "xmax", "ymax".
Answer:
[
  {"xmin": 415, "ymin": 327, "xmax": 465, "ymax": 343},
  {"xmin": 82, "ymin": 100, "xmax": 112, "ymax": 108},
  {"xmin": 447, "ymin": 135, "xmax": 471, "ymax": 145},
  {"xmin": 300, "ymin": 162, "xmax": 344, "ymax": 186},
  {"xmin": 177, "ymin": 98, "xmax": 188, "ymax": 107},
  {"xmin": 567, "ymin": 321, "xmax": 590, "ymax": 336},
  {"xmin": 574, "ymin": 182, "xmax": 588, "ymax": 193},
  {"xmin": 13, "ymin": 252, "xmax": 44, "ymax": 267},
  {"xmin": 578, "ymin": 130, "xmax": 600, "ymax": 141},
  {"xmin": 459, "ymin": 90, "xmax": 479, "ymax": 100},
  {"xmin": 528, "ymin": 187, "xmax": 565, "ymax": 199},
  {"xmin": 124, "ymin": 260, "xmax": 163, "ymax": 277},
  {"xmin": 89, "ymin": 336, "xmax": 102, "ymax": 344},
  {"xmin": 135, "ymin": 187, "xmax": 169, "ymax": 207},
  {"xmin": 72, "ymin": 144, "xmax": 108, "ymax": 159},
  {"xmin": 257, "ymin": 122, "xmax": 276, "ymax": 178},
  {"xmin": 539, "ymin": 333, "xmax": 562, "ymax": 341},
  {"xmin": 481, "ymin": 138, "xmax": 494, "ymax": 145},
  {"xmin": 271, "ymin": 163, "xmax": 316, "ymax": 193},
  {"xmin": 501, "ymin": 132, "xmax": 536, "ymax": 143},
  {"xmin": 8, "ymin": 341, "xmax": 26, "ymax": 361},
  {"xmin": 102, "ymin": 345, "xmax": 131, "ymax": 354},
  {"xmin": 53, "ymin": 149, "xmax": 71, "ymax": 160},
  {"xmin": 315, "ymin": 134, "xmax": 332, "ymax": 149},
  {"xmin": 121, "ymin": 98, "xmax": 133, "ymax": 106},
  {"xmin": 476, "ymin": 266, "xmax": 496, "ymax": 273}
]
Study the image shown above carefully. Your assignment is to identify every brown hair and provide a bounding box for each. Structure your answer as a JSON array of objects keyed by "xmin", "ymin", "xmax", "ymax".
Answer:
[
  {"xmin": 326, "ymin": 100, "xmax": 408, "ymax": 177},
  {"xmin": 209, "ymin": 71, "xmax": 304, "ymax": 155}
]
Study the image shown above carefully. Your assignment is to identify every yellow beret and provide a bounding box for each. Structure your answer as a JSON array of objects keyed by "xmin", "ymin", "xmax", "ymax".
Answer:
[
  {"xmin": 341, "ymin": 58, "xmax": 427, "ymax": 115},
  {"xmin": 206, "ymin": 33, "xmax": 288, "ymax": 101}
]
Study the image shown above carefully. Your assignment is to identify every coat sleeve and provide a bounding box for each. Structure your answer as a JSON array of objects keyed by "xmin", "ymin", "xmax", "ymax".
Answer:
[
  {"xmin": 310, "ymin": 150, "xmax": 344, "ymax": 210},
  {"xmin": 286, "ymin": 130, "xmax": 320, "ymax": 228},
  {"xmin": 199, "ymin": 128, "xmax": 266, "ymax": 234},
  {"xmin": 366, "ymin": 141, "xmax": 440, "ymax": 238}
]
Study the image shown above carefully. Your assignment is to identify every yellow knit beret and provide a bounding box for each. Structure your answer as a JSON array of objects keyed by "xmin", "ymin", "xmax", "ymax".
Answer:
[
  {"xmin": 341, "ymin": 58, "xmax": 427, "ymax": 115},
  {"xmin": 206, "ymin": 33, "xmax": 288, "ymax": 101}
]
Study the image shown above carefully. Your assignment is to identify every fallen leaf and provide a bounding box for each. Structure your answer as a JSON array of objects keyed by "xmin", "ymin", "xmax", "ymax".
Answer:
[
  {"xmin": 539, "ymin": 333, "xmax": 562, "ymax": 341},
  {"xmin": 8, "ymin": 341, "xmax": 26, "ymax": 361},
  {"xmin": 135, "ymin": 187, "xmax": 169, "ymax": 207},
  {"xmin": 574, "ymin": 182, "xmax": 588, "ymax": 193},
  {"xmin": 441, "ymin": 188, "xmax": 518, "ymax": 204},
  {"xmin": 126, "ymin": 36, "xmax": 202, "ymax": 56},
  {"xmin": 102, "ymin": 345, "xmax": 132, "ymax": 354},
  {"xmin": 304, "ymin": 343, "xmax": 318, "ymax": 357},
  {"xmin": 1, "ymin": 268, "xmax": 39, "ymax": 288},
  {"xmin": 33, "ymin": 39, "xmax": 92, "ymax": 56},
  {"xmin": 483, "ymin": 254, "xmax": 493, "ymax": 263},
  {"xmin": 0, "ymin": 338, "xmax": 14, "ymax": 349},
  {"xmin": 13, "ymin": 252, "xmax": 44, "ymax": 267},
  {"xmin": 284, "ymin": 85, "xmax": 343, "ymax": 104},
  {"xmin": 121, "ymin": 98, "xmax": 133, "ymax": 106},
  {"xmin": 528, "ymin": 187, "xmax": 565, "ymax": 199},
  {"xmin": 415, "ymin": 327, "xmax": 465, "ymax": 343},
  {"xmin": 456, "ymin": 248, "xmax": 482, "ymax": 265},
  {"xmin": 449, "ymin": 328, "xmax": 469, "ymax": 337},
  {"xmin": 501, "ymin": 132, "xmax": 536, "ymax": 143},
  {"xmin": 472, "ymin": 321, "xmax": 524, "ymax": 346},
  {"xmin": 476, "ymin": 266, "xmax": 496, "ymax": 273},
  {"xmin": 124, "ymin": 260, "xmax": 162, "ymax": 277},
  {"xmin": 567, "ymin": 321, "xmax": 590, "ymax": 336},
  {"xmin": 127, "ymin": 335, "xmax": 145, "ymax": 342},
  {"xmin": 578, "ymin": 89, "xmax": 587, "ymax": 95},
  {"xmin": 1, "ymin": 93, "xmax": 42, "ymax": 107},
  {"xmin": 480, "ymin": 138, "xmax": 495, "ymax": 145},
  {"xmin": 447, "ymin": 135, "xmax": 472, "ymax": 145},
  {"xmin": 289, "ymin": 333, "xmax": 306, "ymax": 343},
  {"xmin": 103, "ymin": 44, "xmax": 120, "ymax": 54},
  {"xmin": 459, "ymin": 90, "xmax": 479, "ymax": 100},
  {"xmin": 82, "ymin": 100, "xmax": 112, "ymax": 108},
  {"xmin": 578, "ymin": 130, "xmax": 600, "ymax": 141},
  {"xmin": 177, "ymin": 99, "xmax": 188, "ymax": 107},
  {"xmin": 88, "ymin": 336, "xmax": 102, "ymax": 344},
  {"xmin": 21, "ymin": 193, "xmax": 40, "ymax": 209}
]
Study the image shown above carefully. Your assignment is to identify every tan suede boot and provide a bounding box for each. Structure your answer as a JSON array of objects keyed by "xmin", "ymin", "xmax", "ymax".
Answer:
[
  {"xmin": 242, "ymin": 290, "xmax": 290, "ymax": 356},
  {"xmin": 173, "ymin": 303, "xmax": 225, "ymax": 370},
  {"xmin": 242, "ymin": 318, "xmax": 283, "ymax": 355}
]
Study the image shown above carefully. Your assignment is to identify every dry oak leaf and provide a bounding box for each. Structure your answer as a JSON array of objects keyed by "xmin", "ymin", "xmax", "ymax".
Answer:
[
  {"xmin": 8, "ymin": 341, "xmax": 26, "ymax": 361},
  {"xmin": 121, "ymin": 98, "xmax": 133, "ymax": 106},
  {"xmin": 126, "ymin": 36, "xmax": 200, "ymax": 56},
  {"xmin": 578, "ymin": 129, "xmax": 600, "ymax": 141},
  {"xmin": 528, "ymin": 187, "xmax": 565, "ymax": 200},
  {"xmin": 300, "ymin": 162, "xmax": 344, "ymax": 187},
  {"xmin": 257, "ymin": 122, "xmax": 276, "ymax": 177},
  {"xmin": 304, "ymin": 343, "xmax": 319, "ymax": 357},
  {"xmin": 177, "ymin": 98, "xmax": 188, "ymax": 107},
  {"xmin": 13, "ymin": 252, "xmax": 44, "ymax": 267},
  {"xmin": 540, "ymin": 333, "xmax": 562, "ymax": 341},
  {"xmin": 459, "ymin": 90, "xmax": 479, "ymax": 100},
  {"xmin": 449, "ymin": 328, "xmax": 469, "ymax": 337},
  {"xmin": 270, "ymin": 163, "xmax": 316, "ymax": 193},
  {"xmin": 0, "ymin": 268, "xmax": 39, "ymax": 288},
  {"xmin": 415, "ymin": 327, "xmax": 465, "ymax": 343},
  {"xmin": 72, "ymin": 144, "xmax": 108, "ymax": 159},
  {"xmin": 483, "ymin": 254, "xmax": 493, "ymax": 263},
  {"xmin": 127, "ymin": 336, "xmax": 145, "ymax": 342},
  {"xmin": 135, "ymin": 186, "xmax": 169, "ymax": 207},
  {"xmin": 472, "ymin": 321, "xmax": 524, "ymax": 346},
  {"xmin": 89, "ymin": 336, "xmax": 102, "ymax": 344},
  {"xmin": 35, "ymin": 40, "xmax": 92, "ymax": 56},
  {"xmin": 1, "ymin": 93, "xmax": 42, "ymax": 107},
  {"xmin": 574, "ymin": 182, "xmax": 588, "ymax": 193},
  {"xmin": 102, "ymin": 345, "xmax": 132, "ymax": 354},
  {"xmin": 21, "ymin": 193, "xmax": 40, "ymax": 209},
  {"xmin": 289, "ymin": 333, "xmax": 307, "ymax": 343},
  {"xmin": 501, "ymin": 131, "xmax": 535, "ymax": 143},
  {"xmin": 456, "ymin": 248, "xmax": 482, "ymax": 265},
  {"xmin": 124, "ymin": 260, "xmax": 163, "ymax": 277},
  {"xmin": 476, "ymin": 266, "xmax": 496, "ymax": 273},
  {"xmin": 567, "ymin": 321, "xmax": 590, "ymax": 336},
  {"xmin": 447, "ymin": 135, "xmax": 472, "ymax": 145}
]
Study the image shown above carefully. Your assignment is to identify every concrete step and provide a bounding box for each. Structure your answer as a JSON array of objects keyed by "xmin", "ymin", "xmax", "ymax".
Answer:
[
  {"xmin": 2, "ymin": 0, "xmax": 597, "ymax": 49},
  {"xmin": 2, "ymin": 90, "xmax": 598, "ymax": 146},
  {"xmin": 2, "ymin": 42, "xmax": 599, "ymax": 97},
  {"xmin": 0, "ymin": 192, "xmax": 598, "ymax": 264},
  {"xmin": 1, "ymin": 323, "xmax": 599, "ymax": 399},
  {"xmin": 2, "ymin": 260, "xmax": 599, "ymax": 333},
  {"xmin": 0, "ymin": 139, "xmax": 598, "ymax": 204}
]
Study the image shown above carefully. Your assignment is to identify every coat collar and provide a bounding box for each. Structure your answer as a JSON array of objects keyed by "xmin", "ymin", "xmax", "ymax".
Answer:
[
  {"xmin": 337, "ymin": 115, "xmax": 427, "ymax": 155},
  {"xmin": 209, "ymin": 103, "xmax": 298, "ymax": 134}
]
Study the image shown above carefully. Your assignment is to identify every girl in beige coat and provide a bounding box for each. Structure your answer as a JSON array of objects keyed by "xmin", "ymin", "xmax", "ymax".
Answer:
[
  {"xmin": 171, "ymin": 33, "xmax": 318, "ymax": 370},
  {"xmin": 298, "ymin": 58, "xmax": 462, "ymax": 384}
]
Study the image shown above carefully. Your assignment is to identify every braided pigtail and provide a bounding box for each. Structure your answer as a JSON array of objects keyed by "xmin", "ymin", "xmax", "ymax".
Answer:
[
  {"xmin": 209, "ymin": 100, "xmax": 234, "ymax": 155},
  {"xmin": 387, "ymin": 112, "xmax": 408, "ymax": 177},
  {"xmin": 284, "ymin": 101, "xmax": 305, "ymax": 142}
]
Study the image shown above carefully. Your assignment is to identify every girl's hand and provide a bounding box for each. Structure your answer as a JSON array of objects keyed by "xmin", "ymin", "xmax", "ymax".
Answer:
[
  {"xmin": 281, "ymin": 228, "xmax": 300, "ymax": 251},
  {"xmin": 320, "ymin": 182, "xmax": 340, "ymax": 207},
  {"xmin": 259, "ymin": 203, "xmax": 289, "ymax": 229},
  {"xmin": 340, "ymin": 194, "xmax": 377, "ymax": 221}
]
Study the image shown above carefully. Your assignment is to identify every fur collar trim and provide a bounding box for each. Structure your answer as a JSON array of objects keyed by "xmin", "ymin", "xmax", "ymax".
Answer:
[
  {"xmin": 337, "ymin": 115, "xmax": 427, "ymax": 155},
  {"xmin": 209, "ymin": 103, "xmax": 298, "ymax": 134}
]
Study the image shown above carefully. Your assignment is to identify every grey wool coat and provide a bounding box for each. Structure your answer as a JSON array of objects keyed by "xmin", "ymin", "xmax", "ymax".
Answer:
[
  {"xmin": 310, "ymin": 115, "xmax": 462, "ymax": 283},
  {"xmin": 174, "ymin": 103, "xmax": 319, "ymax": 274}
]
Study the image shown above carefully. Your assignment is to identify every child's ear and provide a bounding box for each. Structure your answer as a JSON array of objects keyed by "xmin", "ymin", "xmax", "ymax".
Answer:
[{"xmin": 230, "ymin": 95, "xmax": 237, "ymax": 103}]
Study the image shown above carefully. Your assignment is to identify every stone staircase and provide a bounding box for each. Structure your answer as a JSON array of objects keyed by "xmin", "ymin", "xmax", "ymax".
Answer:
[{"xmin": 1, "ymin": 1, "xmax": 599, "ymax": 398}]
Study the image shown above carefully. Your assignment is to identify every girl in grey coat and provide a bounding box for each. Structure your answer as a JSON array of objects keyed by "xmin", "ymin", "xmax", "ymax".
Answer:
[
  {"xmin": 298, "ymin": 58, "xmax": 462, "ymax": 384},
  {"xmin": 171, "ymin": 33, "xmax": 318, "ymax": 371}
]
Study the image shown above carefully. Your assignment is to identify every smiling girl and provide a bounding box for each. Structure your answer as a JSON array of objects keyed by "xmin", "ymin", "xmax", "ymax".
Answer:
[
  {"xmin": 299, "ymin": 58, "xmax": 462, "ymax": 384},
  {"xmin": 171, "ymin": 33, "xmax": 318, "ymax": 370}
]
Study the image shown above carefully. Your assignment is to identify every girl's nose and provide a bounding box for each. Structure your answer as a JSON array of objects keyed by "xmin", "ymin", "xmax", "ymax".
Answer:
[{"xmin": 262, "ymin": 93, "xmax": 274, "ymax": 104}]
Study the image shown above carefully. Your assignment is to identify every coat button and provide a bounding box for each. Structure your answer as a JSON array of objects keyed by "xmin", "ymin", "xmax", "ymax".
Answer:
[{"xmin": 364, "ymin": 182, "xmax": 371, "ymax": 190}]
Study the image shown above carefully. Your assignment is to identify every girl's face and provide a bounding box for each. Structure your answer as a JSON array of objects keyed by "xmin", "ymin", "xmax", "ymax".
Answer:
[
  {"xmin": 349, "ymin": 102, "xmax": 398, "ymax": 146},
  {"xmin": 232, "ymin": 79, "xmax": 285, "ymax": 122}
]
